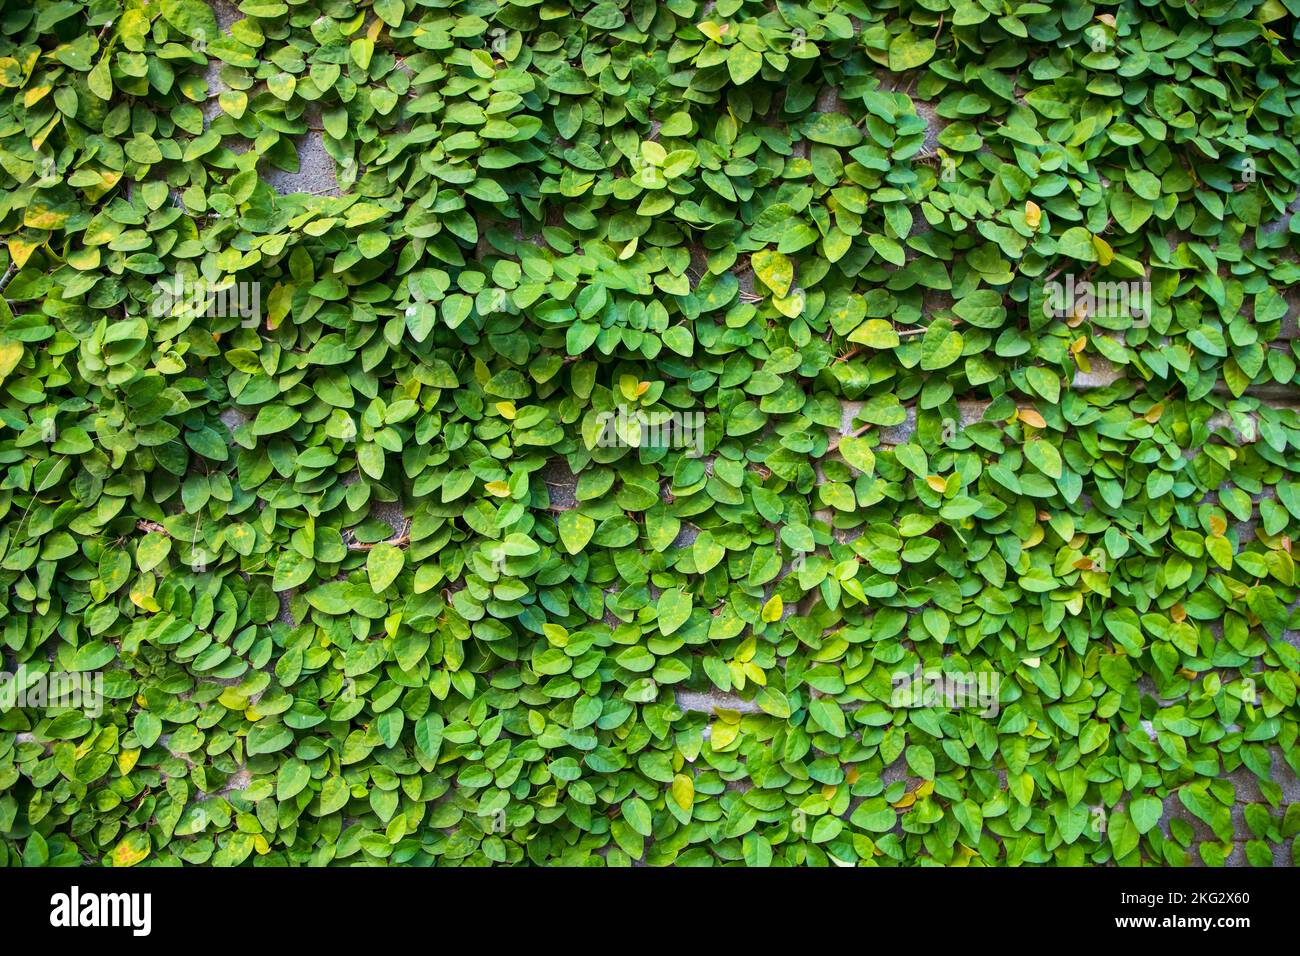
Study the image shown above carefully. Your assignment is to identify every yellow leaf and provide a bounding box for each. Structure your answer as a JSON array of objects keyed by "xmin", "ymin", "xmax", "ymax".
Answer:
[
  {"xmin": 1017, "ymin": 407, "xmax": 1047, "ymax": 429},
  {"xmin": 129, "ymin": 588, "xmax": 159, "ymax": 612},
  {"xmin": 117, "ymin": 748, "xmax": 140, "ymax": 775},
  {"xmin": 23, "ymin": 197, "xmax": 69, "ymax": 231},
  {"xmin": 752, "ymin": 248, "xmax": 795, "ymax": 297},
  {"xmin": 1209, "ymin": 514, "xmax": 1227, "ymax": 536},
  {"xmin": 1259, "ymin": 0, "xmax": 1288, "ymax": 21},
  {"xmin": 1025, "ymin": 201, "xmax": 1041, "ymax": 229},
  {"xmin": 495, "ymin": 401, "xmax": 516, "ymax": 420},
  {"xmin": 485, "ymin": 480, "xmax": 510, "ymax": 497},
  {"xmin": 760, "ymin": 594, "xmax": 783, "ymax": 622},
  {"xmin": 0, "ymin": 339, "xmax": 23, "ymax": 385},
  {"xmin": 710, "ymin": 720, "xmax": 739, "ymax": 749},
  {"xmin": 83, "ymin": 168, "xmax": 121, "ymax": 202},
  {"xmin": 773, "ymin": 287, "xmax": 806, "ymax": 319},
  {"xmin": 671, "ymin": 773, "xmax": 695, "ymax": 811},
  {"xmin": 110, "ymin": 832, "xmax": 151, "ymax": 868},
  {"xmin": 925, "ymin": 474, "xmax": 947, "ymax": 492},
  {"xmin": 25, "ymin": 84, "xmax": 54, "ymax": 108},
  {"xmin": 727, "ymin": 660, "xmax": 746, "ymax": 691},
  {"xmin": 1092, "ymin": 234, "xmax": 1114, "ymax": 266},
  {"xmin": 219, "ymin": 687, "xmax": 249, "ymax": 710},
  {"xmin": 267, "ymin": 283, "xmax": 293, "ymax": 329},
  {"xmin": 7, "ymin": 236, "xmax": 41, "ymax": 269}
]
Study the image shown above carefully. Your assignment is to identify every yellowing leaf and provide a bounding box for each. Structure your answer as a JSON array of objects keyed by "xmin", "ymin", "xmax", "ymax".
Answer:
[
  {"xmin": 111, "ymin": 831, "xmax": 151, "ymax": 868},
  {"xmin": 760, "ymin": 594, "xmax": 783, "ymax": 623},
  {"xmin": 557, "ymin": 510, "xmax": 595, "ymax": 555},
  {"xmin": 752, "ymin": 248, "xmax": 794, "ymax": 297},
  {"xmin": 1018, "ymin": 407, "xmax": 1047, "ymax": 429},
  {"xmin": 267, "ymin": 283, "xmax": 293, "ymax": 329},
  {"xmin": 1025, "ymin": 201, "xmax": 1041, "ymax": 229},
  {"xmin": 7, "ymin": 236, "xmax": 41, "ymax": 269},
  {"xmin": 710, "ymin": 720, "xmax": 739, "ymax": 749},
  {"xmin": 1092, "ymin": 234, "xmax": 1114, "ymax": 265},
  {"xmin": 219, "ymin": 687, "xmax": 249, "ymax": 710},
  {"xmin": 925, "ymin": 475, "xmax": 947, "ymax": 492},
  {"xmin": 485, "ymin": 480, "xmax": 510, "ymax": 497},
  {"xmin": 0, "ymin": 339, "xmax": 23, "ymax": 385},
  {"xmin": 117, "ymin": 748, "xmax": 140, "ymax": 775},
  {"xmin": 671, "ymin": 773, "xmax": 695, "ymax": 811}
]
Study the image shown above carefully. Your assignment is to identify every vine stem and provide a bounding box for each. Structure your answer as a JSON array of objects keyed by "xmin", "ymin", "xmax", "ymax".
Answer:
[{"xmin": 348, "ymin": 534, "xmax": 410, "ymax": 551}]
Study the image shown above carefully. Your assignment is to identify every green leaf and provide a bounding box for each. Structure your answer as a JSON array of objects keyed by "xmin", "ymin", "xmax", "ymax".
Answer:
[
  {"xmin": 160, "ymin": 0, "xmax": 219, "ymax": 41},
  {"xmin": 367, "ymin": 543, "xmax": 405, "ymax": 592},
  {"xmin": 756, "ymin": 687, "xmax": 792, "ymax": 718},
  {"xmin": 558, "ymin": 511, "xmax": 595, "ymax": 555},
  {"xmin": 1129, "ymin": 795, "xmax": 1163, "ymax": 834},
  {"xmin": 1025, "ymin": 438, "xmax": 1063, "ymax": 479},
  {"xmin": 889, "ymin": 33, "xmax": 936, "ymax": 71},
  {"xmin": 727, "ymin": 46, "xmax": 763, "ymax": 85},
  {"xmin": 657, "ymin": 588, "xmax": 692, "ymax": 636},
  {"xmin": 920, "ymin": 319, "xmax": 964, "ymax": 370}
]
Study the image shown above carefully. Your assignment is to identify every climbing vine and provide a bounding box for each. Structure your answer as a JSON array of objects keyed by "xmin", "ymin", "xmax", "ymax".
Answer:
[{"xmin": 1, "ymin": 0, "xmax": 1300, "ymax": 867}]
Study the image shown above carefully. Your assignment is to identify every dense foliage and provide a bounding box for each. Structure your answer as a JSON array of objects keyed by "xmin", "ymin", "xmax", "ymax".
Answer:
[{"xmin": 2, "ymin": 0, "xmax": 1300, "ymax": 867}]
